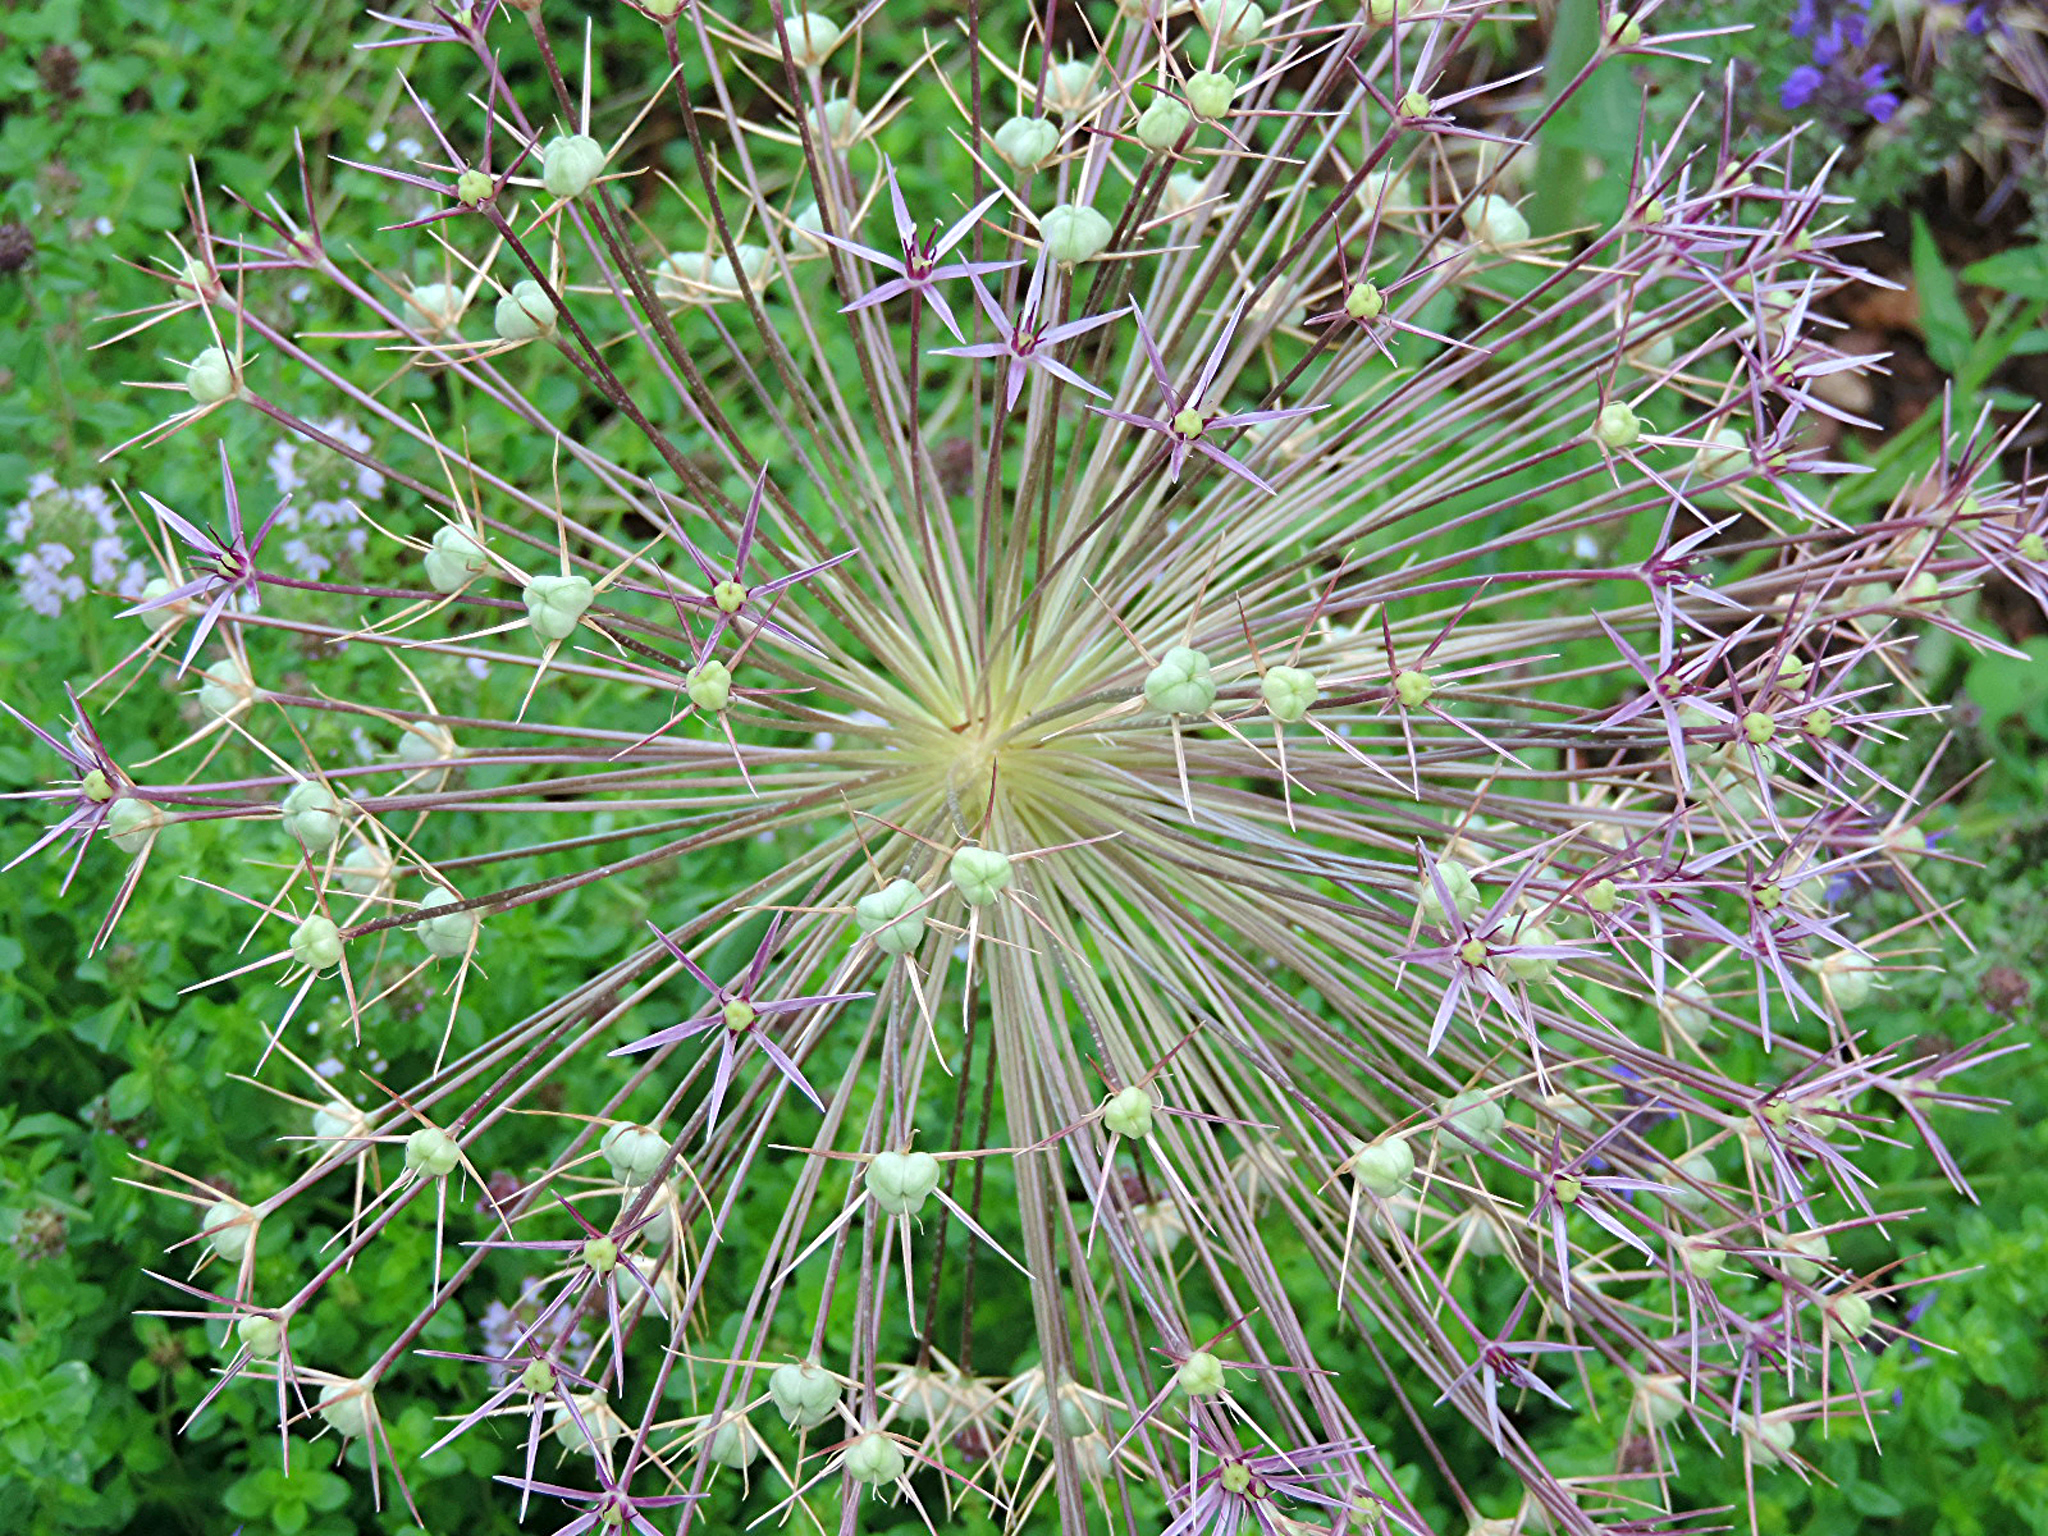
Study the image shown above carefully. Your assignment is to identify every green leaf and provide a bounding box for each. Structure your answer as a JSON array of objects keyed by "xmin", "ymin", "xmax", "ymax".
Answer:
[
  {"xmin": 1912, "ymin": 213, "xmax": 1974, "ymax": 375},
  {"xmin": 1961, "ymin": 246, "xmax": 2048, "ymax": 300}
]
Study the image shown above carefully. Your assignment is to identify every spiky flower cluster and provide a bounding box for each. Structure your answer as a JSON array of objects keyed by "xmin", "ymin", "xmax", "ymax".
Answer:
[{"xmin": 10, "ymin": 0, "xmax": 2048, "ymax": 1532}]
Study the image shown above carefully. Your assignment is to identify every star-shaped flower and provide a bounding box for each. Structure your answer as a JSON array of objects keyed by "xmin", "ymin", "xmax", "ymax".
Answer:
[{"xmin": 811, "ymin": 157, "xmax": 1018, "ymax": 341}]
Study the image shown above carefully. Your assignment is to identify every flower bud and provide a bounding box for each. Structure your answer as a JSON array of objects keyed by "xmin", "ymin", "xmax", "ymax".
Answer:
[
  {"xmin": 291, "ymin": 915, "xmax": 344, "ymax": 974},
  {"xmin": 991, "ymin": 116, "xmax": 1061, "ymax": 176},
  {"xmin": 201, "ymin": 1198, "xmax": 254, "ymax": 1261},
  {"xmin": 106, "ymin": 795, "xmax": 164, "ymax": 854},
  {"xmin": 846, "ymin": 1430, "xmax": 907, "ymax": 1484},
  {"xmin": 769, "ymin": 1358, "xmax": 841, "ymax": 1428},
  {"xmin": 416, "ymin": 887, "xmax": 479, "ymax": 959},
  {"xmin": 424, "ymin": 523, "xmax": 488, "ymax": 592},
  {"xmin": 779, "ymin": 11, "xmax": 842, "ymax": 67},
  {"xmin": 1607, "ymin": 10, "xmax": 1643, "ymax": 47},
  {"xmin": 1462, "ymin": 194, "xmax": 1529, "ymax": 249},
  {"xmin": 1042, "ymin": 203, "xmax": 1113, "ymax": 265},
  {"xmin": 1345, "ymin": 1133, "xmax": 1414, "ymax": 1198},
  {"xmin": 1176, "ymin": 1350, "xmax": 1227, "ymax": 1397},
  {"xmin": 1594, "ymin": 400, "xmax": 1640, "ymax": 450},
  {"xmin": 456, "ymin": 167, "xmax": 494, "ymax": 206},
  {"xmin": 1196, "ymin": 0, "xmax": 1266, "ymax": 50},
  {"xmin": 855, "ymin": 877, "xmax": 927, "ymax": 955},
  {"xmin": 685, "ymin": 659, "xmax": 733, "ymax": 713},
  {"xmin": 1344, "ymin": 280, "xmax": 1385, "ymax": 321},
  {"xmin": 1103, "ymin": 1085, "xmax": 1155, "ymax": 1138},
  {"xmin": 1398, "ymin": 89, "xmax": 1432, "ymax": 119},
  {"xmin": 1394, "ymin": 668, "xmax": 1434, "ymax": 709},
  {"xmin": 1135, "ymin": 96, "xmax": 1193, "ymax": 152},
  {"xmin": 281, "ymin": 778, "xmax": 345, "ymax": 850},
  {"xmin": 950, "ymin": 846, "xmax": 1014, "ymax": 906},
  {"xmin": 494, "ymin": 280, "xmax": 557, "ymax": 342},
  {"xmin": 1144, "ymin": 645, "xmax": 1217, "ymax": 716},
  {"xmin": 541, "ymin": 133, "xmax": 606, "ymax": 200},
  {"xmin": 601, "ymin": 1122, "xmax": 670, "ymax": 1185},
  {"xmin": 1585, "ymin": 876, "xmax": 1619, "ymax": 914},
  {"xmin": 186, "ymin": 347, "xmax": 236, "ymax": 405},
  {"xmin": 866, "ymin": 1149, "xmax": 942, "ymax": 1215},
  {"xmin": 520, "ymin": 1359, "xmax": 557, "ymax": 1395},
  {"xmin": 405, "ymin": 1125, "xmax": 461, "ymax": 1178},
  {"xmin": 1186, "ymin": 70, "xmax": 1236, "ymax": 120},
  {"xmin": 523, "ymin": 573, "xmax": 593, "ymax": 642},
  {"xmin": 1262, "ymin": 664, "xmax": 1319, "ymax": 722}
]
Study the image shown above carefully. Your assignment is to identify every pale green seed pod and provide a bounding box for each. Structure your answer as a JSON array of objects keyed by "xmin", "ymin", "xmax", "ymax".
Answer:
[
  {"xmin": 1358, "ymin": 169, "xmax": 1416, "ymax": 216},
  {"xmin": 1607, "ymin": 11, "xmax": 1644, "ymax": 47},
  {"xmin": 1635, "ymin": 1372, "xmax": 1687, "ymax": 1427},
  {"xmin": 522, "ymin": 573, "xmax": 593, "ymax": 642},
  {"xmin": 779, "ymin": 11, "xmax": 841, "ymax": 67},
  {"xmin": 791, "ymin": 203, "xmax": 827, "ymax": 251},
  {"xmin": 1817, "ymin": 948, "xmax": 1876, "ymax": 1011},
  {"xmin": 456, "ymin": 167, "xmax": 494, "ymax": 206},
  {"xmin": 866, "ymin": 1149, "xmax": 942, "ymax": 1216},
  {"xmin": 710, "ymin": 243, "xmax": 770, "ymax": 294},
  {"xmin": 846, "ymin": 1430, "xmax": 907, "ymax": 1484},
  {"xmin": 1663, "ymin": 1152, "xmax": 1716, "ymax": 1215},
  {"xmin": 1262, "ymin": 664, "xmax": 1319, "ymax": 722},
  {"xmin": 813, "ymin": 95, "xmax": 865, "ymax": 147},
  {"xmin": 415, "ymin": 887, "xmax": 479, "ymax": 959},
  {"xmin": 186, "ymin": 346, "xmax": 235, "ymax": 405},
  {"xmin": 685, "ymin": 659, "xmax": 733, "ymax": 713},
  {"xmin": 1679, "ymin": 1238, "xmax": 1726, "ymax": 1280},
  {"xmin": 312, "ymin": 1098, "xmax": 368, "ymax": 1144},
  {"xmin": 201, "ymin": 1198, "xmax": 253, "ymax": 1262},
  {"xmin": 281, "ymin": 779, "xmax": 345, "ymax": 850},
  {"xmin": 656, "ymin": 250, "xmax": 711, "ymax": 297},
  {"xmin": 1176, "ymin": 1350, "xmax": 1227, "ymax": 1397},
  {"xmin": 705, "ymin": 1412, "xmax": 760, "ymax": 1470},
  {"xmin": 1779, "ymin": 1227, "xmax": 1831, "ymax": 1285},
  {"xmin": 1042, "ymin": 203, "xmax": 1113, "ymax": 265},
  {"xmin": 1135, "ymin": 96, "xmax": 1193, "ymax": 152},
  {"xmin": 768, "ymin": 1358, "xmax": 841, "ymax": 1429},
  {"xmin": 1185, "ymin": 69, "xmax": 1236, "ymax": 120},
  {"xmin": 541, "ymin": 133, "xmax": 606, "ymax": 200},
  {"xmin": 520, "ymin": 1359, "xmax": 557, "ymax": 1396},
  {"xmin": 135, "ymin": 575, "xmax": 185, "ymax": 631},
  {"xmin": 1344, "ymin": 280, "xmax": 1385, "ymax": 321},
  {"xmin": 1437, "ymin": 1089, "xmax": 1504, "ymax": 1147},
  {"xmin": 424, "ymin": 523, "xmax": 488, "ymax": 592},
  {"xmin": 1744, "ymin": 1411, "xmax": 1796, "ymax": 1467},
  {"xmin": 950, "ymin": 846, "xmax": 1014, "ymax": 906},
  {"xmin": 1103, "ymin": 1085, "xmax": 1155, "ymax": 1139},
  {"xmin": 337, "ymin": 844, "xmax": 393, "ymax": 898},
  {"xmin": 553, "ymin": 1393, "xmax": 626, "ymax": 1454},
  {"xmin": 1827, "ymin": 1293, "xmax": 1873, "ymax": 1341},
  {"xmin": 106, "ymin": 796, "xmax": 164, "ymax": 855},
  {"xmin": 993, "ymin": 114, "xmax": 1061, "ymax": 169},
  {"xmin": 601, "ymin": 1122, "xmax": 669, "ymax": 1185},
  {"xmin": 1144, "ymin": 645, "xmax": 1217, "ymax": 716},
  {"xmin": 1659, "ymin": 981, "xmax": 1712, "ymax": 1041},
  {"xmin": 238, "ymin": 1314, "xmax": 283, "ymax": 1358},
  {"xmin": 1691, "ymin": 426, "xmax": 1749, "ymax": 479},
  {"xmin": 406, "ymin": 281, "xmax": 467, "ymax": 335},
  {"xmin": 1345, "ymin": 1133, "xmax": 1414, "ymax": 1198},
  {"xmin": 1462, "ymin": 194, "xmax": 1530, "ymax": 249},
  {"xmin": 1416, "ymin": 859, "xmax": 1481, "ymax": 925},
  {"xmin": 291, "ymin": 915, "xmax": 344, "ymax": 974},
  {"xmin": 1046, "ymin": 60, "xmax": 1096, "ymax": 116},
  {"xmin": 1394, "ymin": 668, "xmax": 1435, "ymax": 709},
  {"xmin": 854, "ymin": 878, "xmax": 927, "ymax": 956},
  {"xmin": 1594, "ymin": 400, "xmax": 1641, "ymax": 450},
  {"xmin": 1196, "ymin": 0, "xmax": 1267, "ymax": 50},
  {"xmin": 494, "ymin": 280, "xmax": 557, "ymax": 342},
  {"xmin": 317, "ymin": 1379, "xmax": 375, "ymax": 1441},
  {"xmin": 1505, "ymin": 922, "xmax": 1559, "ymax": 983},
  {"xmin": 1161, "ymin": 171, "xmax": 1209, "ymax": 218},
  {"xmin": 404, "ymin": 1125, "xmax": 461, "ymax": 1178}
]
